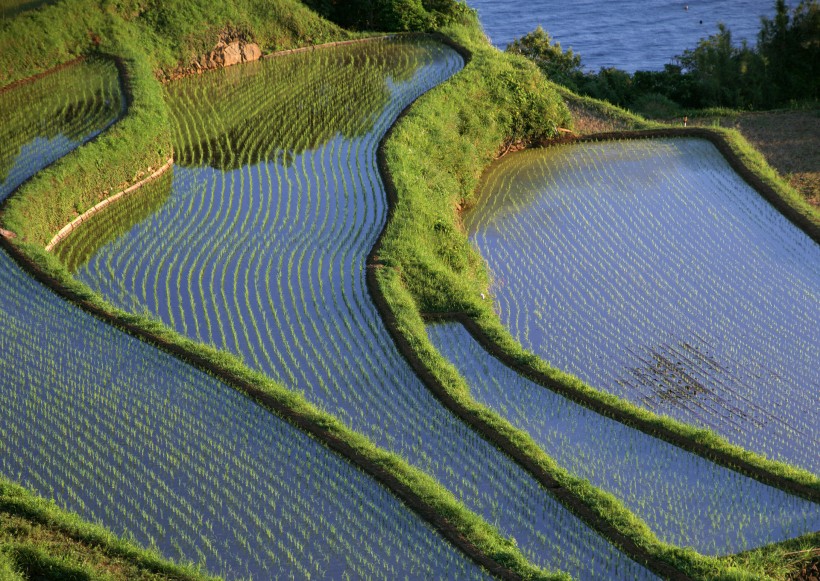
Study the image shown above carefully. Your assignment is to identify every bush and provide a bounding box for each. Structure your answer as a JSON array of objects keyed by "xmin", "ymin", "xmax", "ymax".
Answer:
[{"xmin": 630, "ymin": 92, "xmax": 683, "ymax": 119}]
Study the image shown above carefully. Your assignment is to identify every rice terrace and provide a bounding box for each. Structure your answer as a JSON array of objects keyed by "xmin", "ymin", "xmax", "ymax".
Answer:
[{"xmin": 0, "ymin": 0, "xmax": 817, "ymax": 580}]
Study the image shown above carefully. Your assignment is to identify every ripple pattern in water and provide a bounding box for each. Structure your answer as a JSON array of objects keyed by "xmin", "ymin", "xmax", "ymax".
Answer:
[
  {"xmin": 75, "ymin": 38, "xmax": 659, "ymax": 580},
  {"xmin": 464, "ymin": 139, "xmax": 820, "ymax": 475}
]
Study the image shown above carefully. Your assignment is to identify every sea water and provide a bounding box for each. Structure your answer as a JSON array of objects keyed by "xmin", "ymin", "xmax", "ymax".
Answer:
[{"xmin": 466, "ymin": 0, "xmax": 795, "ymax": 71}]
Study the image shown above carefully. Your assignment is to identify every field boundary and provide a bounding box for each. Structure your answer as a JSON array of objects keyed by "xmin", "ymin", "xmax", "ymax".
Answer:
[
  {"xmin": 366, "ymin": 33, "xmax": 707, "ymax": 581},
  {"xmin": 44, "ymin": 156, "xmax": 173, "ymax": 252},
  {"xmin": 0, "ymin": 231, "xmax": 539, "ymax": 581},
  {"xmin": 0, "ymin": 38, "xmax": 559, "ymax": 581},
  {"xmin": 0, "ymin": 479, "xmax": 215, "ymax": 581},
  {"xmin": 423, "ymin": 310, "xmax": 819, "ymax": 503},
  {"xmin": 537, "ymin": 128, "xmax": 820, "ymax": 244},
  {"xmin": 399, "ymin": 127, "xmax": 820, "ymax": 505}
]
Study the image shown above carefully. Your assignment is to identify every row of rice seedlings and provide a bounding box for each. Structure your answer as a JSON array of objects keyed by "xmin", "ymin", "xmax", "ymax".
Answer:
[
  {"xmin": 0, "ymin": 53, "xmax": 495, "ymax": 580},
  {"xmin": 53, "ymin": 169, "xmax": 174, "ymax": 272},
  {"xmin": 0, "ymin": 57, "xmax": 123, "ymax": 201},
  {"xmin": 0, "ymin": 247, "xmax": 495, "ymax": 580},
  {"xmin": 427, "ymin": 321, "xmax": 820, "ymax": 555},
  {"xmin": 169, "ymin": 39, "xmax": 426, "ymax": 171},
  {"xmin": 464, "ymin": 138, "xmax": 819, "ymax": 475},
  {"xmin": 75, "ymin": 38, "xmax": 660, "ymax": 579}
]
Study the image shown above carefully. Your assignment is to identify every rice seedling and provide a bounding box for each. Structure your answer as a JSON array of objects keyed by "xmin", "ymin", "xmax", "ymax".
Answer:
[
  {"xmin": 73, "ymin": 37, "xmax": 659, "ymax": 579},
  {"xmin": 0, "ymin": 246, "xmax": 496, "ymax": 580},
  {"xmin": 464, "ymin": 138, "xmax": 819, "ymax": 475},
  {"xmin": 428, "ymin": 321, "xmax": 820, "ymax": 555},
  {"xmin": 0, "ymin": 57, "xmax": 123, "ymax": 202}
]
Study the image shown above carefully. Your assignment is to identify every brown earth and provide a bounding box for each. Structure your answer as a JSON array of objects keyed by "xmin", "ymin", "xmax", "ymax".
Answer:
[
  {"xmin": 791, "ymin": 553, "xmax": 820, "ymax": 581},
  {"xmin": 161, "ymin": 31, "xmax": 262, "ymax": 82},
  {"xmin": 691, "ymin": 110, "xmax": 819, "ymax": 207},
  {"xmin": 565, "ymin": 98, "xmax": 644, "ymax": 134}
]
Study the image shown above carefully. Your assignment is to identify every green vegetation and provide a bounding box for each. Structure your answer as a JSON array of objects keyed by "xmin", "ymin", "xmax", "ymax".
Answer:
[
  {"xmin": 722, "ymin": 533, "xmax": 820, "ymax": 580},
  {"xmin": 71, "ymin": 33, "xmax": 665, "ymax": 580},
  {"xmin": 377, "ymin": 18, "xmax": 570, "ymax": 317},
  {"xmin": 373, "ymin": 9, "xmax": 819, "ymax": 581},
  {"xmin": 0, "ymin": 479, "xmax": 214, "ymax": 581},
  {"xmin": 0, "ymin": 8, "xmax": 572, "ymax": 578},
  {"xmin": 507, "ymin": 0, "xmax": 819, "ymax": 115},
  {"xmin": 53, "ymin": 169, "xmax": 172, "ymax": 271},
  {"xmin": 1, "ymin": 0, "xmax": 817, "ymax": 579},
  {"xmin": 303, "ymin": 0, "xmax": 472, "ymax": 32}
]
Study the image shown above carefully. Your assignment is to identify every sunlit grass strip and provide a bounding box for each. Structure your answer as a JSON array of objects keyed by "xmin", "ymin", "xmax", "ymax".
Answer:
[
  {"xmin": 719, "ymin": 532, "xmax": 820, "ymax": 580},
  {"xmin": 464, "ymin": 137, "xmax": 818, "ymax": 475},
  {"xmin": 459, "ymin": 129, "xmax": 820, "ymax": 501},
  {"xmin": 0, "ymin": 479, "xmax": 215, "ymax": 581},
  {"xmin": 72, "ymin": 36, "xmax": 659, "ymax": 580},
  {"xmin": 45, "ymin": 156, "xmax": 173, "ymax": 252},
  {"xmin": 371, "ymin": 18, "xmax": 810, "ymax": 581},
  {"xmin": 426, "ymin": 320, "xmax": 820, "ymax": 555}
]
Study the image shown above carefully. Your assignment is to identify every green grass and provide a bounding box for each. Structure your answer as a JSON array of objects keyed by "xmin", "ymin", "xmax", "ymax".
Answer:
[
  {"xmin": 52, "ymin": 168, "xmax": 172, "ymax": 271},
  {"xmin": 721, "ymin": 533, "xmax": 820, "ymax": 580},
  {"xmin": 0, "ymin": 478, "xmax": 216, "ymax": 581},
  {"xmin": 374, "ymin": 11, "xmax": 819, "ymax": 581}
]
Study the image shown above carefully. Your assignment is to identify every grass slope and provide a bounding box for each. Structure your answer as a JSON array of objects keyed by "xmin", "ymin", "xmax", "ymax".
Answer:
[
  {"xmin": 375, "ymin": 15, "xmax": 819, "ymax": 581},
  {"xmin": 0, "ymin": 478, "xmax": 215, "ymax": 581}
]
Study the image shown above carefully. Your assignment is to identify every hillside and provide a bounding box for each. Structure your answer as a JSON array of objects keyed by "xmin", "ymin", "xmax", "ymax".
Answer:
[{"xmin": 0, "ymin": 0, "xmax": 817, "ymax": 579}]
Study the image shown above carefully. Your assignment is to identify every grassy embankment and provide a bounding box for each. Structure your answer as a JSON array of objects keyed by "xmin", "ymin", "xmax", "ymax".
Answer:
[
  {"xmin": 0, "ymin": 2, "xmax": 566, "ymax": 579},
  {"xmin": 1, "ymin": 1, "xmax": 815, "ymax": 578},
  {"xmin": 702, "ymin": 109, "xmax": 819, "ymax": 207},
  {"xmin": 375, "ymin": 13, "xmax": 820, "ymax": 581},
  {"xmin": 0, "ymin": 478, "xmax": 217, "ymax": 581}
]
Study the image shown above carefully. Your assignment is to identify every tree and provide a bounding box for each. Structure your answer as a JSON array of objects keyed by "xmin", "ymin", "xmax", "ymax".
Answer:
[
  {"xmin": 758, "ymin": 0, "xmax": 819, "ymax": 103},
  {"xmin": 505, "ymin": 26, "xmax": 582, "ymax": 87}
]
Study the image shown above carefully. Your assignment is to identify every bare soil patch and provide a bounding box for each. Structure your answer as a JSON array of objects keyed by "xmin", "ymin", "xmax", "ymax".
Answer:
[{"xmin": 693, "ymin": 110, "xmax": 820, "ymax": 207}]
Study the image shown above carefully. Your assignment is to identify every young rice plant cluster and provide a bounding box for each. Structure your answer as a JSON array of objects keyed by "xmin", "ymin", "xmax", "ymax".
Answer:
[
  {"xmin": 465, "ymin": 139, "xmax": 820, "ymax": 475},
  {"xmin": 72, "ymin": 38, "xmax": 658, "ymax": 579}
]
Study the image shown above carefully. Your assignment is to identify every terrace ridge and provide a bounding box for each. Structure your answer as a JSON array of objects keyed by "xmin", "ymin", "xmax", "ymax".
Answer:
[
  {"xmin": 539, "ymin": 128, "xmax": 820, "ymax": 245},
  {"xmin": 421, "ymin": 310, "xmax": 820, "ymax": 504},
  {"xmin": 401, "ymin": 128, "xmax": 820, "ymax": 505},
  {"xmin": 0, "ymin": 42, "xmax": 551, "ymax": 581},
  {"xmin": 367, "ymin": 36, "xmax": 697, "ymax": 581},
  {"xmin": 44, "ymin": 156, "xmax": 173, "ymax": 252}
]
